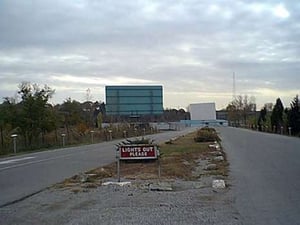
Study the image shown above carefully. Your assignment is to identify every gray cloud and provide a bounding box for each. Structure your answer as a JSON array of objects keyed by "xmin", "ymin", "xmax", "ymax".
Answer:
[{"xmin": 0, "ymin": 0, "xmax": 299, "ymax": 108}]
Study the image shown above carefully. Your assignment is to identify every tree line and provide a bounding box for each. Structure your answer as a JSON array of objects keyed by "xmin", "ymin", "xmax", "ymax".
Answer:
[
  {"xmin": 226, "ymin": 95, "xmax": 300, "ymax": 136},
  {"xmin": 0, "ymin": 82, "xmax": 189, "ymax": 154},
  {"xmin": 0, "ymin": 82, "xmax": 104, "ymax": 153},
  {"xmin": 1, "ymin": 82, "xmax": 298, "ymax": 155}
]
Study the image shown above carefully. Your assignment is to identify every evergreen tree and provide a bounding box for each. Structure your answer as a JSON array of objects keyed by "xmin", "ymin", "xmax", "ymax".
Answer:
[
  {"xmin": 258, "ymin": 107, "xmax": 267, "ymax": 131},
  {"xmin": 287, "ymin": 95, "xmax": 300, "ymax": 135},
  {"xmin": 271, "ymin": 98, "xmax": 284, "ymax": 133}
]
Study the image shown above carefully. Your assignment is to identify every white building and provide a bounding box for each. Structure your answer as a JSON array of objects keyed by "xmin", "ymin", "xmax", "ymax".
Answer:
[{"xmin": 188, "ymin": 103, "xmax": 216, "ymax": 121}]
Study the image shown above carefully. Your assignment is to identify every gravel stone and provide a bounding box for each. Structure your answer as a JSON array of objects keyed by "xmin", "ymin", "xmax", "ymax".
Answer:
[
  {"xmin": 210, "ymin": 151, "xmax": 223, "ymax": 156},
  {"xmin": 205, "ymin": 164, "xmax": 217, "ymax": 170},
  {"xmin": 214, "ymin": 156, "xmax": 225, "ymax": 162},
  {"xmin": 212, "ymin": 179, "xmax": 226, "ymax": 189},
  {"xmin": 149, "ymin": 182, "xmax": 173, "ymax": 191}
]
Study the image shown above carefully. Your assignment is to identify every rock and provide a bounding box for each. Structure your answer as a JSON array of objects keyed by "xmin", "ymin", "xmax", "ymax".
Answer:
[
  {"xmin": 210, "ymin": 151, "xmax": 223, "ymax": 156},
  {"xmin": 182, "ymin": 160, "xmax": 190, "ymax": 166},
  {"xmin": 79, "ymin": 173, "xmax": 88, "ymax": 183},
  {"xmin": 212, "ymin": 179, "xmax": 226, "ymax": 189},
  {"xmin": 102, "ymin": 181, "xmax": 131, "ymax": 186},
  {"xmin": 209, "ymin": 144, "xmax": 221, "ymax": 150},
  {"xmin": 205, "ymin": 164, "xmax": 217, "ymax": 170},
  {"xmin": 149, "ymin": 182, "xmax": 173, "ymax": 191},
  {"xmin": 86, "ymin": 173, "xmax": 97, "ymax": 177},
  {"xmin": 214, "ymin": 156, "xmax": 224, "ymax": 161}
]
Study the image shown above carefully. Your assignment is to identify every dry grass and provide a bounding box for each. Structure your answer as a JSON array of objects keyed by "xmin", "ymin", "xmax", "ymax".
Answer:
[{"xmin": 159, "ymin": 132, "xmax": 226, "ymax": 180}]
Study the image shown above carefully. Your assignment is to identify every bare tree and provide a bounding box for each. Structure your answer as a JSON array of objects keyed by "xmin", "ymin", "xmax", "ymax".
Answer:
[{"xmin": 226, "ymin": 95, "xmax": 256, "ymax": 126}]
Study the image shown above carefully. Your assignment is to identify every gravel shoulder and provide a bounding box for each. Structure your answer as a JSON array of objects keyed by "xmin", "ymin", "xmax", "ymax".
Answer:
[{"xmin": 0, "ymin": 179, "xmax": 241, "ymax": 225}]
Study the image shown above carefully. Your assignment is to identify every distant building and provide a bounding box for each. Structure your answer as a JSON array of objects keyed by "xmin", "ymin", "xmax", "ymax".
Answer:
[
  {"xmin": 105, "ymin": 85, "xmax": 163, "ymax": 117},
  {"xmin": 216, "ymin": 110, "xmax": 228, "ymax": 120},
  {"xmin": 188, "ymin": 103, "xmax": 216, "ymax": 121},
  {"xmin": 182, "ymin": 103, "xmax": 227, "ymax": 127}
]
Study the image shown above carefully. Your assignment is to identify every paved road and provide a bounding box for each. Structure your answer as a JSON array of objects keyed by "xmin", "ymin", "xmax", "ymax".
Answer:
[
  {"xmin": 218, "ymin": 127, "xmax": 300, "ymax": 225},
  {"xmin": 0, "ymin": 128, "xmax": 196, "ymax": 207}
]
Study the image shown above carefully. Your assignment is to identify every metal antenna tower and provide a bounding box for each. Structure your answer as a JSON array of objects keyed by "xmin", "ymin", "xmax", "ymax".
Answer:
[{"xmin": 232, "ymin": 72, "xmax": 236, "ymax": 101}]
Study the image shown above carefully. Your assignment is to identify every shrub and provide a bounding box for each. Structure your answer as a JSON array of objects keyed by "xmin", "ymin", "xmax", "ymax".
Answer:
[
  {"xmin": 200, "ymin": 126, "xmax": 216, "ymax": 133},
  {"xmin": 194, "ymin": 127, "xmax": 220, "ymax": 142},
  {"xmin": 123, "ymin": 138, "xmax": 154, "ymax": 145}
]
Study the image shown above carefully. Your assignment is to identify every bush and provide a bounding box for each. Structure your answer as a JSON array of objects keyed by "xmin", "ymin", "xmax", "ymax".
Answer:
[
  {"xmin": 194, "ymin": 127, "xmax": 220, "ymax": 142},
  {"xmin": 200, "ymin": 126, "xmax": 216, "ymax": 133},
  {"xmin": 123, "ymin": 138, "xmax": 154, "ymax": 145}
]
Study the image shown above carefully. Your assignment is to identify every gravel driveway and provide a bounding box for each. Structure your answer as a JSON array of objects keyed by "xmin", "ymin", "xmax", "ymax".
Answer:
[{"xmin": 0, "ymin": 178, "xmax": 241, "ymax": 225}]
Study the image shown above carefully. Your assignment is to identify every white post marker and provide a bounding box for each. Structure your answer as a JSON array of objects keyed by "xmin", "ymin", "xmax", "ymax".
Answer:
[
  {"xmin": 61, "ymin": 133, "xmax": 66, "ymax": 147},
  {"xmin": 11, "ymin": 134, "xmax": 18, "ymax": 154},
  {"xmin": 90, "ymin": 130, "xmax": 95, "ymax": 143},
  {"xmin": 108, "ymin": 130, "xmax": 112, "ymax": 141}
]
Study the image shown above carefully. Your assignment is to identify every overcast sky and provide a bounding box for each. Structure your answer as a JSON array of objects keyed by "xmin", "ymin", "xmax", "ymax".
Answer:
[{"xmin": 0, "ymin": 0, "xmax": 299, "ymax": 109}]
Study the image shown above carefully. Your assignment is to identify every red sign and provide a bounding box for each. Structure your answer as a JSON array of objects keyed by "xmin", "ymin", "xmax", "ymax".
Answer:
[{"xmin": 119, "ymin": 145, "xmax": 158, "ymax": 160}]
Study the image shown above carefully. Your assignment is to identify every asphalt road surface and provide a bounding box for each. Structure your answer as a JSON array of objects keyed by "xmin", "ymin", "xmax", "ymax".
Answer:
[
  {"xmin": 0, "ymin": 128, "xmax": 196, "ymax": 207},
  {"xmin": 218, "ymin": 127, "xmax": 300, "ymax": 225}
]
